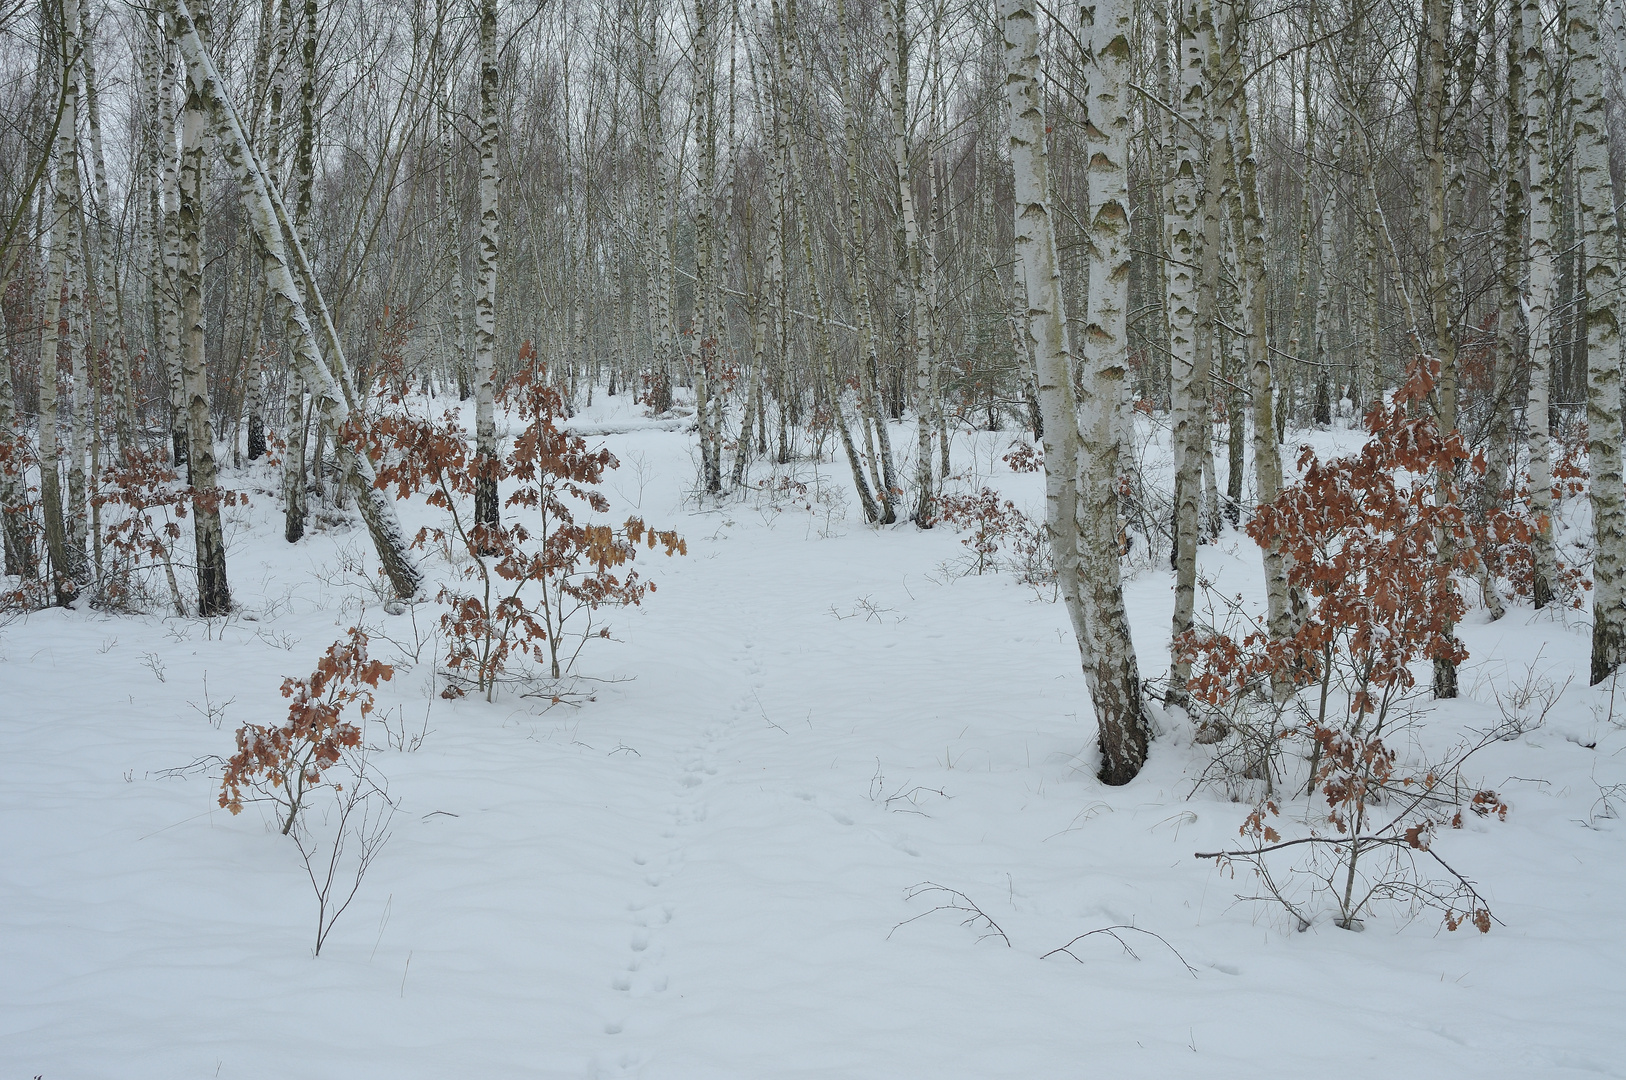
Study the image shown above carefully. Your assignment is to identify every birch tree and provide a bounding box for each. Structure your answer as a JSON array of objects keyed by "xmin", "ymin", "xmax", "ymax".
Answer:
[
  {"xmin": 1521, "ymin": 0, "xmax": 1559, "ymax": 609},
  {"xmin": 889, "ymin": 0, "xmax": 937, "ymax": 527},
  {"xmin": 1569, "ymin": 0, "xmax": 1626, "ymax": 683},
  {"xmin": 38, "ymin": 0, "xmax": 87, "ymax": 605},
  {"xmin": 472, "ymin": 0, "xmax": 500, "ymax": 535},
  {"xmin": 1079, "ymin": 0, "xmax": 1152, "ymax": 783},
  {"xmin": 1166, "ymin": 0, "xmax": 1209, "ymax": 701},
  {"xmin": 174, "ymin": 0, "xmax": 231, "ymax": 614}
]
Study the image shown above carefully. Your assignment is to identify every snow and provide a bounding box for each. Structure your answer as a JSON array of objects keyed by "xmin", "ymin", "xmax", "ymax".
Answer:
[{"xmin": 4, "ymin": 394, "xmax": 1625, "ymax": 1079}]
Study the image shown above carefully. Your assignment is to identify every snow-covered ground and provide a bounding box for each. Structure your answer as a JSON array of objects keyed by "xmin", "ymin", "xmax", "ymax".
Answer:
[{"xmin": 4, "ymin": 393, "xmax": 1624, "ymax": 1078}]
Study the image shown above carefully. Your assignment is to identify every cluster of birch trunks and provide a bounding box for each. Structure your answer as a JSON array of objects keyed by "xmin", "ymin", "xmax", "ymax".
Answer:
[{"xmin": 3, "ymin": 0, "xmax": 1625, "ymax": 785}]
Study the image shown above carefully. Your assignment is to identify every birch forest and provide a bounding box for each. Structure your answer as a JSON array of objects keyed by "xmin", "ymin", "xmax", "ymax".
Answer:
[
  {"xmin": 9, "ymin": 0, "xmax": 1626, "ymax": 1061},
  {"xmin": 6, "ymin": 0, "xmax": 1626, "ymax": 765}
]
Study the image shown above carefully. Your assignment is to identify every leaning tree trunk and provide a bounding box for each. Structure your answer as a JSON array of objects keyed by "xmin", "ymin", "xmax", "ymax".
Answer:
[
  {"xmin": 166, "ymin": 0, "xmax": 422, "ymax": 600},
  {"xmin": 1570, "ymin": 0, "xmax": 1626, "ymax": 682}
]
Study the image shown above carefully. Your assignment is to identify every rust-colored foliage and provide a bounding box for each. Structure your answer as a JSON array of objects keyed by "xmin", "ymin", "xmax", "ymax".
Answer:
[
  {"xmin": 1182, "ymin": 359, "xmax": 1512, "ymax": 932},
  {"xmin": 1001, "ymin": 441, "xmax": 1043, "ymax": 473},
  {"xmin": 373, "ymin": 347, "xmax": 684, "ymax": 697},
  {"xmin": 220, "ymin": 627, "xmax": 393, "ymax": 833},
  {"xmin": 1181, "ymin": 358, "xmax": 1490, "ymax": 717},
  {"xmin": 939, "ymin": 488, "xmax": 1025, "ymax": 575},
  {"xmin": 938, "ymin": 486, "xmax": 1051, "ymax": 584}
]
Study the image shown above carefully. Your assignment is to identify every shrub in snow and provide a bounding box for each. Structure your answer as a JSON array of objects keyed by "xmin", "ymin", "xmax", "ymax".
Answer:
[
  {"xmin": 374, "ymin": 348, "xmax": 685, "ymax": 700},
  {"xmin": 937, "ymin": 486, "xmax": 1050, "ymax": 587},
  {"xmin": 1181, "ymin": 358, "xmax": 1513, "ymax": 932},
  {"xmin": 220, "ymin": 627, "xmax": 394, "ymax": 835}
]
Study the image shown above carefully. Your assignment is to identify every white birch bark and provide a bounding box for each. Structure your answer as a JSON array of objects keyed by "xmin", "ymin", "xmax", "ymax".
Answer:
[
  {"xmin": 1422, "ymin": 0, "xmax": 1463, "ymax": 698},
  {"xmin": 1166, "ymin": 0, "xmax": 1207, "ymax": 701},
  {"xmin": 839, "ymin": 0, "xmax": 898, "ymax": 521},
  {"xmin": 79, "ymin": 16, "xmax": 133, "ymax": 454},
  {"xmin": 175, "ymin": 1, "xmax": 231, "ymax": 614},
  {"xmin": 64, "ymin": 177, "xmax": 89, "ymax": 568},
  {"xmin": 39, "ymin": 0, "xmax": 87, "ymax": 604},
  {"xmin": 889, "ymin": 0, "xmax": 937, "ymax": 527},
  {"xmin": 1078, "ymin": 0, "xmax": 1151, "ymax": 784},
  {"xmin": 159, "ymin": 31, "xmax": 188, "ymax": 470},
  {"xmin": 1569, "ymin": 0, "xmax": 1626, "ymax": 682},
  {"xmin": 1487, "ymin": 11, "xmax": 1523, "ymax": 520},
  {"xmin": 0, "ymin": 343, "xmax": 30, "ymax": 576},
  {"xmin": 280, "ymin": 0, "xmax": 309, "ymax": 540},
  {"xmin": 472, "ymin": 0, "xmax": 500, "ymax": 534},
  {"xmin": 1001, "ymin": 0, "xmax": 1088, "ymax": 676},
  {"xmin": 691, "ymin": 0, "xmax": 723, "ymax": 494},
  {"xmin": 1522, "ymin": 0, "xmax": 1559, "ymax": 609}
]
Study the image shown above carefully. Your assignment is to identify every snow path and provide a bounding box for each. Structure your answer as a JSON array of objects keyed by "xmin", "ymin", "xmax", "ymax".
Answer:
[{"xmin": 4, "ymin": 406, "xmax": 1625, "ymax": 1078}]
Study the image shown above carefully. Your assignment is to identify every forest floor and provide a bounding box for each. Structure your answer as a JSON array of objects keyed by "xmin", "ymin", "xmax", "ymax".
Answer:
[{"xmin": 3, "ymin": 392, "xmax": 1624, "ymax": 1078}]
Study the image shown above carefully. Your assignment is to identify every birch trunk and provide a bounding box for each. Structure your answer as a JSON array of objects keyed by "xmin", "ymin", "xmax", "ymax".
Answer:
[
  {"xmin": 175, "ymin": 1, "xmax": 231, "ymax": 614},
  {"xmin": 765, "ymin": 50, "xmax": 790, "ymax": 465},
  {"xmin": 472, "ymin": 0, "xmax": 500, "ymax": 534},
  {"xmin": 732, "ymin": 193, "xmax": 765, "ymax": 486},
  {"xmin": 159, "ymin": 32, "xmax": 188, "ymax": 470},
  {"xmin": 1078, "ymin": 0, "xmax": 1150, "ymax": 784},
  {"xmin": 64, "ymin": 180, "xmax": 89, "ymax": 569},
  {"xmin": 889, "ymin": 0, "xmax": 936, "ymax": 527},
  {"xmin": 1522, "ymin": 0, "xmax": 1559, "ymax": 609},
  {"xmin": 692, "ymin": 0, "xmax": 723, "ymax": 494},
  {"xmin": 1002, "ymin": 0, "xmax": 1090, "ymax": 727},
  {"xmin": 1313, "ymin": 104, "xmax": 1344, "ymax": 426},
  {"xmin": 281, "ymin": 0, "xmax": 310, "ymax": 541},
  {"xmin": 1288, "ymin": 57, "xmax": 1315, "ymax": 427},
  {"xmin": 80, "ymin": 17, "xmax": 133, "ymax": 454},
  {"xmin": 1569, "ymin": 0, "xmax": 1626, "ymax": 682},
  {"xmin": 1166, "ymin": 0, "xmax": 1207, "ymax": 702},
  {"xmin": 165, "ymin": 0, "xmax": 422, "ymax": 599},
  {"xmin": 39, "ymin": 0, "xmax": 87, "ymax": 604},
  {"xmin": 839, "ymin": 0, "xmax": 897, "ymax": 521},
  {"xmin": 1423, "ymin": 0, "xmax": 1460, "ymax": 697},
  {"xmin": 1488, "ymin": 7, "xmax": 1523, "ymax": 519}
]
